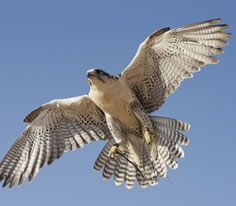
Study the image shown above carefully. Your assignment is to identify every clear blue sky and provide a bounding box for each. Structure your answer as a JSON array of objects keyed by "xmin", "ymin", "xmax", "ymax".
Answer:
[{"xmin": 0, "ymin": 0, "xmax": 235, "ymax": 205}]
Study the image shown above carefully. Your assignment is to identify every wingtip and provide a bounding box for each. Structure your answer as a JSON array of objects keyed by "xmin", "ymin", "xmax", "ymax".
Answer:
[
  {"xmin": 209, "ymin": 18, "xmax": 222, "ymax": 24},
  {"xmin": 211, "ymin": 48, "xmax": 224, "ymax": 55},
  {"xmin": 18, "ymin": 172, "xmax": 27, "ymax": 186},
  {"xmin": 9, "ymin": 183, "xmax": 15, "ymax": 189},
  {"xmin": 222, "ymin": 24, "xmax": 230, "ymax": 29},
  {"xmin": 2, "ymin": 178, "xmax": 9, "ymax": 188},
  {"xmin": 226, "ymin": 32, "xmax": 232, "ymax": 39}
]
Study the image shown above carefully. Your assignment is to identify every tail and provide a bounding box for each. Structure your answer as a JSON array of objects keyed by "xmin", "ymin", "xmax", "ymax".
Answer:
[{"xmin": 93, "ymin": 116, "xmax": 190, "ymax": 189}]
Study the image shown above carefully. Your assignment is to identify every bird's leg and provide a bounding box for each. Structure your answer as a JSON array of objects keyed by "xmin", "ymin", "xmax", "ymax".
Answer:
[
  {"xmin": 108, "ymin": 143, "xmax": 121, "ymax": 159},
  {"xmin": 131, "ymin": 101, "xmax": 154, "ymax": 145},
  {"xmin": 144, "ymin": 127, "xmax": 152, "ymax": 145},
  {"xmin": 105, "ymin": 114, "xmax": 125, "ymax": 158}
]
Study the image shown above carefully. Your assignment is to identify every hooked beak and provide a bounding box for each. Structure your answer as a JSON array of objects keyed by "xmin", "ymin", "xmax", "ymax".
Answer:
[
  {"xmin": 87, "ymin": 71, "xmax": 96, "ymax": 79},
  {"xmin": 87, "ymin": 70, "xmax": 105, "ymax": 83}
]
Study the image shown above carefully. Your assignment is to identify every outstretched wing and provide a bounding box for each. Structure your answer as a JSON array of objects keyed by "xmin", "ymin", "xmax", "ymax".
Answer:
[
  {"xmin": 0, "ymin": 95, "xmax": 111, "ymax": 188},
  {"xmin": 121, "ymin": 18, "xmax": 231, "ymax": 113}
]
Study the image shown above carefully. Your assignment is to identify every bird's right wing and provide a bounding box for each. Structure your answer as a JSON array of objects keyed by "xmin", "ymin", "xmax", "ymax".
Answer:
[
  {"xmin": 121, "ymin": 18, "xmax": 231, "ymax": 113},
  {"xmin": 0, "ymin": 95, "xmax": 111, "ymax": 188}
]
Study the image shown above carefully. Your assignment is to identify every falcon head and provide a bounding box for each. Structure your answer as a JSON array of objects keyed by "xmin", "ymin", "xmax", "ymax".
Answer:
[{"xmin": 87, "ymin": 68, "xmax": 117, "ymax": 86}]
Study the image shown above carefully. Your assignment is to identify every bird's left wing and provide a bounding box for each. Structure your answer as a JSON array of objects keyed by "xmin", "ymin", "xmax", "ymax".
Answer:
[
  {"xmin": 121, "ymin": 18, "xmax": 231, "ymax": 113},
  {"xmin": 0, "ymin": 95, "xmax": 111, "ymax": 188}
]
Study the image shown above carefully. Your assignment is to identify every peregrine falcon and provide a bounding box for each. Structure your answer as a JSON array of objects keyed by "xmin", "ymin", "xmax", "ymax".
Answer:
[{"xmin": 0, "ymin": 18, "xmax": 231, "ymax": 189}]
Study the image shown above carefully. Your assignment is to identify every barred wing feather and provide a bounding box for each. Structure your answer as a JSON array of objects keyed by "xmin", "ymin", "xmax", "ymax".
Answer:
[
  {"xmin": 0, "ymin": 95, "xmax": 111, "ymax": 188},
  {"xmin": 121, "ymin": 18, "xmax": 231, "ymax": 113}
]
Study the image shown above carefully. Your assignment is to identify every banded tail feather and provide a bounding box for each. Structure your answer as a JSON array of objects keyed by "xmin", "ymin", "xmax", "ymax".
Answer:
[{"xmin": 93, "ymin": 116, "xmax": 190, "ymax": 188}]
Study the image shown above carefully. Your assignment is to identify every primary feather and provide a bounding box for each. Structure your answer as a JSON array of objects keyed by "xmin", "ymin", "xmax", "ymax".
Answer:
[
  {"xmin": 121, "ymin": 18, "xmax": 231, "ymax": 113},
  {"xmin": 0, "ymin": 96, "xmax": 111, "ymax": 188}
]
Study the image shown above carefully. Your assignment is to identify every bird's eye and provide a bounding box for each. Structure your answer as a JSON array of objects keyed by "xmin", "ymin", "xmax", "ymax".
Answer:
[{"xmin": 95, "ymin": 70, "xmax": 101, "ymax": 74}]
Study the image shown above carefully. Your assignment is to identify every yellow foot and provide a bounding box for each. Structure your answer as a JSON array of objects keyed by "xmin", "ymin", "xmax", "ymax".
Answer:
[
  {"xmin": 108, "ymin": 144, "xmax": 119, "ymax": 159},
  {"xmin": 144, "ymin": 128, "xmax": 152, "ymax": 145}
]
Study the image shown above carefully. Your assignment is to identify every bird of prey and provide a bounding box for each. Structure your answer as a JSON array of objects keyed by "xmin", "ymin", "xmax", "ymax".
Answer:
[{"xmin": 0, "ymin": 18, "xmax": 231, "ymax": 189}]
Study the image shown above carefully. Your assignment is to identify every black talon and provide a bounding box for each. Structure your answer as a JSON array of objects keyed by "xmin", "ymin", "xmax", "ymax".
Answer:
[{"xmin": 113, "ymin": 143, "xmax": 119, "ymax": 148}]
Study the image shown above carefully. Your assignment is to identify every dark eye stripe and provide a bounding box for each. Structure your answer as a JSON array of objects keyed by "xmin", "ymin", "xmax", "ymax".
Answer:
[
  {"xmin": 102, "ymin": 71, "xmax": 109, "ymax": 76},
  {"xmin": 94, "ymin": 69, "xmax": 111, "ymax": 77}
]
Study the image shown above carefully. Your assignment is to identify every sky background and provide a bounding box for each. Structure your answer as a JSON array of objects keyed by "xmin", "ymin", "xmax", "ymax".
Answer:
[{"xmin": 0, "ymin": 0, "xmax": 235, "ymax": 205}]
